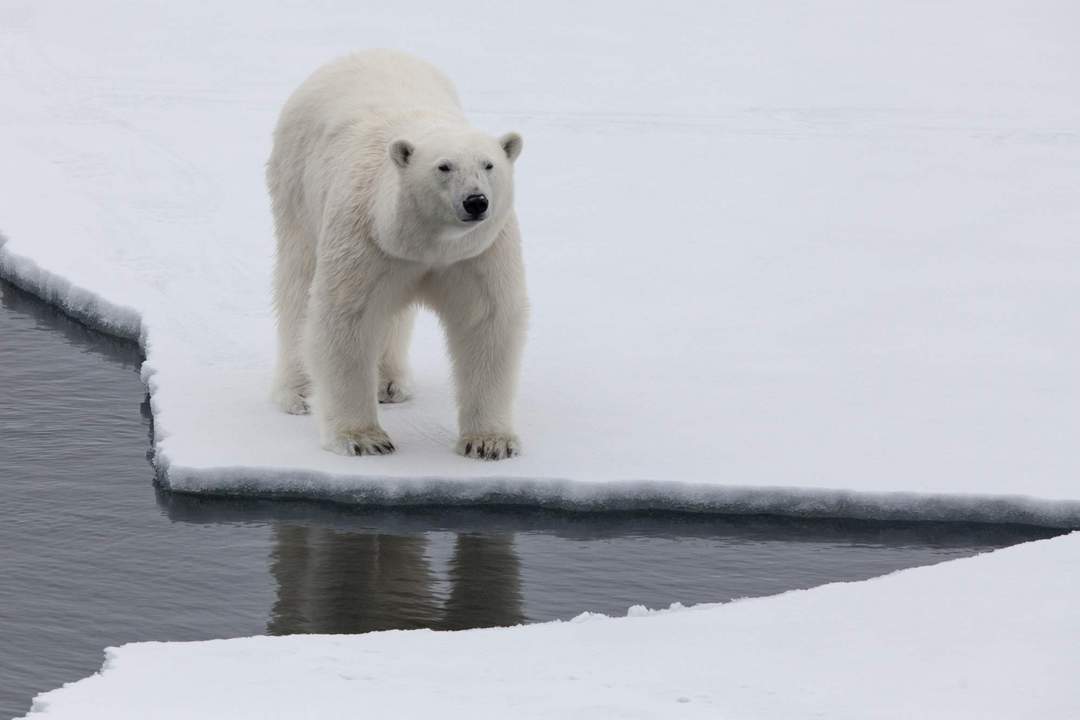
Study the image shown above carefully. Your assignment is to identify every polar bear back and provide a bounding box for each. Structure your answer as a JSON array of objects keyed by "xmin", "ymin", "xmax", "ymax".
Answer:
[
  {"xmin": 283, "ymin": 50, "xmax": 464, "ymax": 132},
  {"xmin": 268, "ymin": 50, "xmax": 470, "ymax": 243}
]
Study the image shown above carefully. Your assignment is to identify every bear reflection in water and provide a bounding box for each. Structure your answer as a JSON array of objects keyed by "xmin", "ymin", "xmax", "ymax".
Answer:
[{"xmin": 267, "ymin": 527, "xmax": 524, "ymax": 634}]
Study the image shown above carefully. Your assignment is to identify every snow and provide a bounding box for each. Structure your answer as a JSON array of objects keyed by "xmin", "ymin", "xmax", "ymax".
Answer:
[
  {"xmin": 20, "ymin": 531, "xmax": 1080, "ymax": 719},
  {"xmin": 2, "ymin": 1, "xmax": 1079, "ymax": 524}
]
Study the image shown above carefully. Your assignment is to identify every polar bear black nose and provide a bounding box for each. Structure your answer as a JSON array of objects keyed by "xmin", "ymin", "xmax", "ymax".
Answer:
[{"xmin": 463, "ymin": 194, "xmax": 488, "ymax": 217}]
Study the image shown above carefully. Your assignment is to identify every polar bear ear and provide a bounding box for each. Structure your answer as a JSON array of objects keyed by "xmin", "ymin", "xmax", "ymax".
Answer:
[
  {"xmin": 500, "ymin": 132, "xmax": 523, "ymax": 163},
  {"xmin": 389, "ymin": 139, "xmax": 415, "ymax": 169}
]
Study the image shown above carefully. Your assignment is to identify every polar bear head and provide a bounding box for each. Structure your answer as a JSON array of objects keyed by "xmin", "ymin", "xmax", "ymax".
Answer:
[{"xmin": 383, "ymin": 128, "xmax": 522, "ymax": 263}]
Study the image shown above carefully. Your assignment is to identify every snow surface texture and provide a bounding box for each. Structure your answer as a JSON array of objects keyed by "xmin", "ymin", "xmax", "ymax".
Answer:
[
  {"xmin": 21, "ymin": 532, "xmax": 1080, "ymax": 719},
  {"xmin": 1, "ymin": 1, "xmax": 1079, "ymax": 524}
]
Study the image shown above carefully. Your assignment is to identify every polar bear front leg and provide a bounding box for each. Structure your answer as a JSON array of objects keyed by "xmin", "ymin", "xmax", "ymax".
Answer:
[
  {"xmin": 304, "ymin": 284, "xmax": 398, "ymax": 457},
  {"xmin": 427, "ymin": 235, "xmax": 528, "ymax": 461},
  {"xmin": 449, "ymin": 300, "xmax": 528, "ymax": 460}
]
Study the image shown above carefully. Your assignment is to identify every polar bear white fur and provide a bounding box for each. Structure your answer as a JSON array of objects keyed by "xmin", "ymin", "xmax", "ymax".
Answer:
[{"xmin": 267, "ymin": 50, "xmax": 528, "ymax": 460}]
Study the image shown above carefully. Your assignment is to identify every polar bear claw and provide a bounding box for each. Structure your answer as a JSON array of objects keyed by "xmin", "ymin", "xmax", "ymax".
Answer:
[{"xmin": 458, "ymin": 433, "xmax": 520, "ymax": 461}]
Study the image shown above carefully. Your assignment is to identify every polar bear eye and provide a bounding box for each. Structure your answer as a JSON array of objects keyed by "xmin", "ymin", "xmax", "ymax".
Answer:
[
  {"xmin": 484, "ymin": 162, "xmax": 494, "ymax": 171},
  {"xmin": 438, "ymin": 163, "xmax": 452, "ymax": 173}
]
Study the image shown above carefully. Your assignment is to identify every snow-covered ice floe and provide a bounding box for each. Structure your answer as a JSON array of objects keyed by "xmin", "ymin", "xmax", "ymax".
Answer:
[
  {"xmin": 20, "ymin": 532, "xmax": 1080, "ymax": 719},
  {"xmin": 2, "ymin": 1, "xmax": 1079, "ymax": 525}
]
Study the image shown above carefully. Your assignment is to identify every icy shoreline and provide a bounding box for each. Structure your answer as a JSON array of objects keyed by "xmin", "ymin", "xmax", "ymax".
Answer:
[
  {"xmin": 21, "ymin": 532, "xmax": 1080, "ymax": 719},
  {"xmin": 0, "ymin": 239, "xmax": 142, "ymax": 344}
]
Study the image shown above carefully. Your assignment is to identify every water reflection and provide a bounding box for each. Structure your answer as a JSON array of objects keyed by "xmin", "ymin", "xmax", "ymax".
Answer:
[
  {"xmin": 441, "ymin": 534, "xmax": 523, "ymax": 630},
  {"xmin": 156, "ymin": 489, "xmax": 1061, "ymax": 635},
  {"xmin": 265, "ymin": 527, "xmax": 524, "ymax": 634},
  {"xmin": 268, "ymin": 527, "xmax": 440, "ymax": 633}
]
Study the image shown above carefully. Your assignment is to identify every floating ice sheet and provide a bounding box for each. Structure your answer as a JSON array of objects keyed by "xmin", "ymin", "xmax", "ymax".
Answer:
[{"xmin": 1, "ymin": 1, "xmax": 1079, "ymax": 525}]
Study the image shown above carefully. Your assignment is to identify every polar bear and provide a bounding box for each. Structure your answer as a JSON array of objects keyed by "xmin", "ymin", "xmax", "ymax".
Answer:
[{"xmin": 267, "ymin": 50, "xmax": 528, "ymax": 460}]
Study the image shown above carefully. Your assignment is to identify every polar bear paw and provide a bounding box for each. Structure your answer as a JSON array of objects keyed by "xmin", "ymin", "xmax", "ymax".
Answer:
[
  {"xmin": 457, "ymin": 433, "xmax": 520, "ymax": 461},
  {"xmin": 325, "ymin": 427, "xmax": 396, "ymax": 456},
  {"xmin": 378, "ymin": 378, "xmax": 413, "ymax": 404},
  {"xmin": 272, "ymin": 385, "xmax": 310, "ymax": 415}
]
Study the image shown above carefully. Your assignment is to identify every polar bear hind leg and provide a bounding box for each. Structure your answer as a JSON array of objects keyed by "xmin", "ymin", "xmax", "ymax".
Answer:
[
  {"xmin": 378, "ymin": 304, "xmax": 416, "ymax": 404},
  {"xmin": 271, "ymin": 216, "xmax": 315, "ymax": 415}
]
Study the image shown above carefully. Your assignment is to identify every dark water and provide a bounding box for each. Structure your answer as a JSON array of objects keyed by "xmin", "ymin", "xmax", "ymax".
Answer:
[{"xmin": 0, "ymin": 278, "xmax": 1062, "ymax": 718}]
